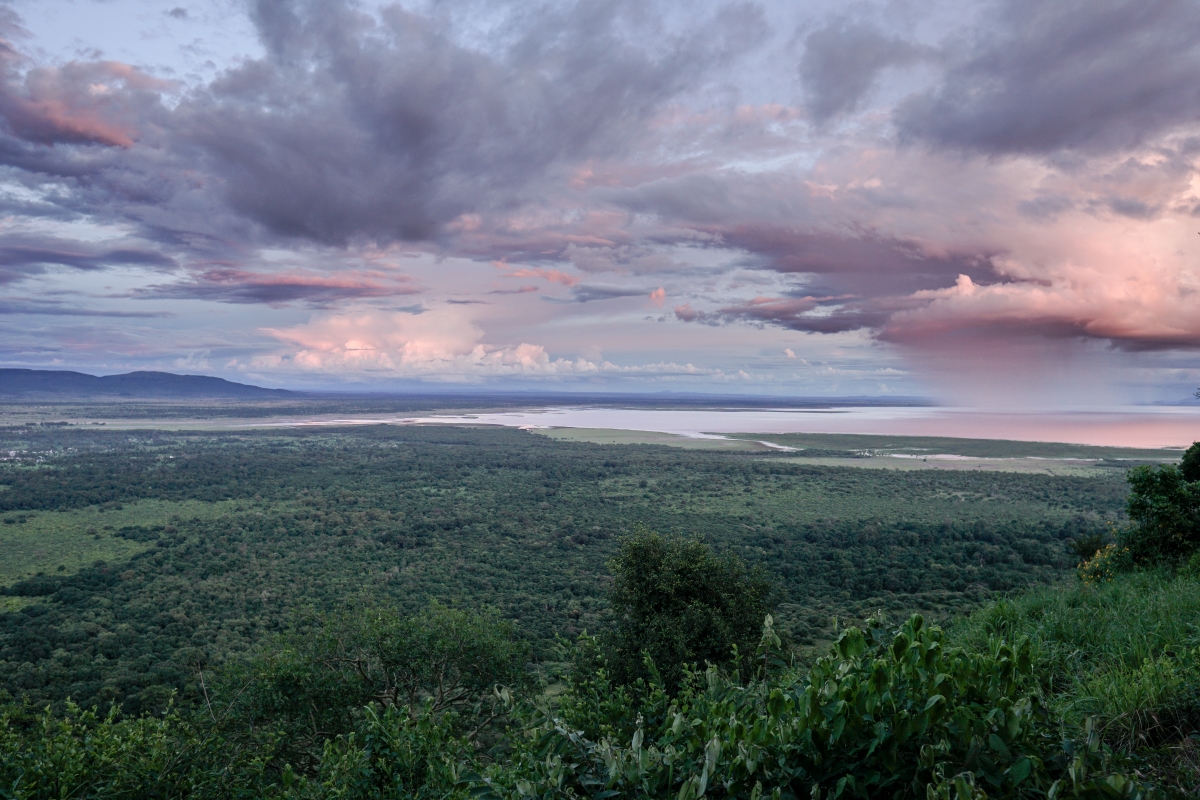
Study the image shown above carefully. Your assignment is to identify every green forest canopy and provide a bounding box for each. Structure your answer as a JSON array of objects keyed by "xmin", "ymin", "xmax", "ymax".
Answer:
[{"xmin": 0, "ymin": 423, "xmax": 1129, "ymax": 713}]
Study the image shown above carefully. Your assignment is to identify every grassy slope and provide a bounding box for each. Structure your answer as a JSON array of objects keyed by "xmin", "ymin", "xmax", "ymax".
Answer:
[{"xmin": 951, "ymin": 570, "xmax": 1200, "ymax": 794}]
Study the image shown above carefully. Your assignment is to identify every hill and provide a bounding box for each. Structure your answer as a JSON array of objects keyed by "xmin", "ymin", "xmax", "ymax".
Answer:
[{"xmin": 0, "ymin": 369, "xmax": 295, "ymax": 399}]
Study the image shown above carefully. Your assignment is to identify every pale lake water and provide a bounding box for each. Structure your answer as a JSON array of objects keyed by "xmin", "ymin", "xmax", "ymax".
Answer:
[{"xmin": 392, "ymin": 406, "xmax": 1200, "ymax": 449}]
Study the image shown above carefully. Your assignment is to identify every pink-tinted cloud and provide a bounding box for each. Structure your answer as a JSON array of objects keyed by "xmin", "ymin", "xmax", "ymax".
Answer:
[
  {"xmin": 1, "ymin": 0, "xmax": 1200, "ymax": 398},
  {"xmin": 0, "ymin": 43, "xmax": 171, "ymax": 148},
  {"xmin": 497, "ymin": 265, "xmax": 582, "ymax": 287},
  {"xmin": 257, "ymin": 306, "xmax": 720, "ymax": 380},
  {"xmin": 673, "ymin": 303, "xmax": 699, "ymax": 322},
  {"xmin": 489, "ymin": 285, "xmax": 539, "ymax": 295}
]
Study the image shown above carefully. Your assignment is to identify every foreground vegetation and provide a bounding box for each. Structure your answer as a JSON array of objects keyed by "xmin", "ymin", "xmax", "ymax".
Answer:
[
  {"xmin": 1, "ymin": 565, "xmax": 1191, "ymax": 798},
  {"xmin": 954, "ymin": 572, "xmax": 1200, "ymax": 793},
  {"xmin": 0, "ymin": 423, "xmax": 1196, "ymax": 797}
]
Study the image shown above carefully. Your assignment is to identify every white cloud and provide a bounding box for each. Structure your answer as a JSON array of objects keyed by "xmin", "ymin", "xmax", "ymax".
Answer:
[{"xmin": 255, "ymin": 305, "xmax": 722, "ymax": 382}]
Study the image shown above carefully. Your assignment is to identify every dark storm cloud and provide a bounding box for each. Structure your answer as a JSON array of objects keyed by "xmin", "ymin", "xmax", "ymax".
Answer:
[
  {"xmin": 800, "ymin": 19, "xmax": 922, "ymax": 122},
  {"xmin": 0, "ymin": 0, "xmax": 765, "ymax": 257},
  {"xmin": 716, "ymin": 225, "xmax": 998, "ymax": 297},
  {"xmin": 607, "ymin": 171, "xmax": 1003, "ymax": 334},
  {"xmin": 606, "ymin": 173, "xmax": 997, "ymax": 292},
  {"xmin": 0, "ymin": 237, "xmax": 176, "ymax": 284},
  {"xmin": 137, "ymin": 267, "xmax": 418, "ymax": 307},
  {"xmin": 168, "ymin": 0, "xmax": 768, "ymax": 245},
  {"xmin": 0, "ymin": 0, "xmax": 1194, "ymax": 365},
  {"xmin": 896, "ymin": 0, "xmax": 1200, "ymax": 154}
]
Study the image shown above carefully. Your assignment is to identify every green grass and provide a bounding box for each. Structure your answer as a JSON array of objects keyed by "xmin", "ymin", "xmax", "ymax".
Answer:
[
  {"xmin": 0, "ymin": 499, "xmax": 240, "ymax": 584},
  {"xmin": 953, "ymin": 570, "xmax": 1200, "ymax": 684},
  {"xmin": 951, "ymin": 570, "xmax": 1200, "ymax": 793}
]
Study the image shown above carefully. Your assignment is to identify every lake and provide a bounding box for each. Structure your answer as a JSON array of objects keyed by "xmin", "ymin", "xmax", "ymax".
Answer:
[{"xmin": 402, "ymin": 405, "xmax": 1200, "ymax": 449}]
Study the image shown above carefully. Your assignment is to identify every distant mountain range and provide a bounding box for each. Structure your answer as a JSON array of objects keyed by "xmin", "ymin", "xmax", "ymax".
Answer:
[{"xmin": 0, "ymin": 369, "xmax": 295, "ymax": 399}]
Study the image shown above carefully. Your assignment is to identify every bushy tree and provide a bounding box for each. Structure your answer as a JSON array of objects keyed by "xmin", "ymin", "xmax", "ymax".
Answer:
[
  {"xmin": 605, "ymin": 528, "xmax": 776, "ymax": 689},
  {"xmin": 1121, "ymin": 446, "xmax": 1200, "ymax": 564},
  {"xmin": 209, "ymin": 602, "xmax": 528, "ymax": 772},
  {"xmin": 1180, "ymin": 440, "xmax": 1200, "ymax": 483},
  {"xmin": 0, "ymin": 700, "xmax": 280, "ymax": 799}
]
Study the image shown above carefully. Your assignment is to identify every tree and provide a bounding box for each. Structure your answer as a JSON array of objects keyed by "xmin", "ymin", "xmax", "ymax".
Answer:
[
  {"xmin": 1180, "ymin": 440, "xmax": 1200, "ymax": 483},
  {"xmin": 1121, "ymin": 444, "xmax": 1200, "ymax": 564},
  {"xmin": 605, "ymin": 528, "xmax": 777, "ymax": 689},
  {"xmin": 209, "ymin": 602, "xmax": 528, "ymax": 772}
]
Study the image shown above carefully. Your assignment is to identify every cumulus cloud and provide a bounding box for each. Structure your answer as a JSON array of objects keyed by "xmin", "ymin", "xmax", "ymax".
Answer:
[
  {"xmin": 885, "ymin": 266, "xmax": 1200, "ymax": 351},
  {"xmin": 258, "ymin": 305, "xmax": 717, "ymax": 380},
  {"xmin": 165, "ymin": 0, "xmax": 768, "ymax": 245}
]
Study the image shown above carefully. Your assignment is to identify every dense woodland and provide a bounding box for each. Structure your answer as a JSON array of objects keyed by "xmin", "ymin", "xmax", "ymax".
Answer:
[
  {"xmin": 0, "ymin": 424, "xmax": 1123, "ymax": 715},
  {"xmin": 4, "ymin": 422, "xmax": 1198, "ymax": 798}
]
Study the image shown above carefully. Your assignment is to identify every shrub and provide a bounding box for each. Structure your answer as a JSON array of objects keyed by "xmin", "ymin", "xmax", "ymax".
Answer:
[
  {"xmin": 1179, "ymin": 551, "xmax": 1200, "ymax": 579},
  {"xmin": 1, "ymin": 614, "xmax": 1166, "ymax": 799},
  {"xmin": 1122, "ymin": 463, "xmax": 1200, "ymax": 564},
  {"xmin": 1079, "ymin": 543, "xmax": 1132, "ymax": 586},
  {"xmin": 209, "ymin": 602, "xmax": 529, "ymax": 773},
  {"xmin": 605, "ymin": 528, "xmax": 776, "ymax": 689},
  {"xmin": 292, "ymin": 703, "xmax": 472, "ymax": 800},
  {"xmin": 1068, "ymin": 531, "xmax": 1110, "ymax": 565},
  {"xmin": 0, "ymin": 700, "xmax": 279, "ymax": 799},
  {"xmin": 1180, "ymin": 442, "xmax": 1200, "ymax": 483},
  {"xmin": 478, "ymin": 615, "xmax": 1160, "ymax": 800}
]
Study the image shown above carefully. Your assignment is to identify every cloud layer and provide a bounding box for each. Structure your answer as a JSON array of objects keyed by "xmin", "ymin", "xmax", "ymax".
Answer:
[{"xmin": 0, "ymin": 0, "xmax": 1198, "ymax": 398}]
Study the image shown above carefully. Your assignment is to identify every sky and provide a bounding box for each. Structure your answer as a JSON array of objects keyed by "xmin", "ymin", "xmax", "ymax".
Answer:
[{"xmin": 0, "ymin": 0, "xmax": 1198, "ymax": 403}]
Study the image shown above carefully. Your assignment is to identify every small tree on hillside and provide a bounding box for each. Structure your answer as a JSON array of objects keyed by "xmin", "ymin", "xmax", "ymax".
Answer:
[
  {"xmin": 1121, "ymin": 442, "xmax": 1200, "ymax": 564},
  {"xmin": 1180, "ymin": 440, "xmax": 1200, "ymax": 482},
  {"xmin": 605, "ymin": 527, "xmax": 776, "ymax": 690}
]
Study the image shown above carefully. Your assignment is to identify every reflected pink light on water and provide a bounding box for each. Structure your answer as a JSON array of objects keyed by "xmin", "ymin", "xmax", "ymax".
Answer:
[
  {"xmin": 778, "ymin": 410, "xmax": 1198, "ymax": 449},
  {"xmin": 408, "ymin": 406, "xmax": 1200, "ymax": 449}
]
